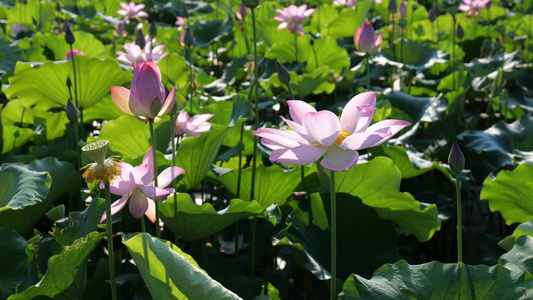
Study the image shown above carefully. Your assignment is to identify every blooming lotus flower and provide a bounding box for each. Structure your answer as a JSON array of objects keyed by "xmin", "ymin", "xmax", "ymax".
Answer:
[
  {"xmin": 100, "ymin": 146, "xmax": 185, "ymax": 223},
  {"xmin": 66, "ymin": 49, "xmax": 84, "ymax": 60},
  {"xmin": 274, "ymin": 4, "xmax": 316, "ymax": 36},
  {"xmin": 117, "ymin": 1, "xmax": 148, "ymax": 23},
  {"xmin": 116, "ymin": 39, "xmax": 168, "ymax": 66},
  {"xmin": 354, "ymin": 21, "xmax": 383, "ymax": 56},
  {"xmin": 253, "ymin": 92, "xmax": 411, "ymax": 172},
  {"xmin": 174, "ymin": 111, "xmax": 214, "ymax": 137},
  {"xmin": 332, "ymin": 0, "xmax": 356, "ymax": 9},
  {"xmin": 111, "ymin": 61, "xmax": 176, "ymax": 122},
  {"xmin": 458, "ymin": 0, "xmax": 490, "ymax": 17}
]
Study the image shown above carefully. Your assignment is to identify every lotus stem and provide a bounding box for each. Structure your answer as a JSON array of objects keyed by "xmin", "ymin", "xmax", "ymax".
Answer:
[
  {"xmin": 455, "ymin": 172, "xmax": 462, "ymax": 263},
  {"xmin": 149, "ymin": 119, "xmax": 160, "ymax": 238},
  {"xmin": 330, "ymin": 170, "xmax": 337, "ymax": 300},
  {"xmin": 170, "ymin": 113, "xmax": 179, "ymax": 244},
  {"xmin": 366, "ymin": 55, "xmax": 370, "ymax": 91},
  {"xmin": 294, "ymin": 34, "xmax": 299, "ymax": 62},
  {"xmin": 104, "ymin": 182, "xmax": 118, "ymax": 300}
]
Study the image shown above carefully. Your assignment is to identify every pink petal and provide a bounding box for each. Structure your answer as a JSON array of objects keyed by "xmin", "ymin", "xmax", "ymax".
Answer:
[
  {"xmin": 321, "ymin": 146, "xmax": 359, "ymax": 172},
  {"xmin": 340, "ymin": 92, "xmax": 376, "ymax": 133},
  {"xmin": 280, "ymin": 116, "xmax": 316, "ymax": 143},
  {"xmin": 158, "ymin": 86, "xmax": 177, "ymax": 117},
  {"xmin": 339, "ymin": 131, "xmax": 392, "ymax": 151},
  {"xmin": 190, "ymin": 114, "xmax": 215, "ymax": 126},
  {"xmin": 141, "ymin": 185, "xmax": 172, "ymax": 198},
  {"xmin": 287, "ymin": 100, "xmax": 317, "ymax": 125},
  {"xmin": 157, "ymin": 166, "xmax": 185, "ymax": 188},
  {"xmin": 277, "ymin": 23, "xmax": 289, "ymax": 31},
  {"xmin": 100, "ymin": 196, "xmax": 129, "ymax": 223},
  {"xmin": 145, "ymin": 199, "xmax": 156, "ymax": 223},
  {"xmin": 129, "ymin": 164, "xmax": 154, "ymax": 187},
  {"xmin": 254, "ymin": 128, "xmax": 309, "ymax": 149},
  {"xmin": 142, "ymin": 146, "xmax": 153, "ymax": 166},
  {"xmin": 129, "ymin": 188, "xmax": 149, "ymax": 219},
  {"xmin": 111, "ymin": 86, "xmax": 134, "ymax": 116},
  {"xmin": 270, "ymin": 145, "xmax": 326, "ymax": 166},
  {"xmin": 366, "ymin": 119, "xmax": 411, "ymax": 136},
  {"xmin": 302, "ymin": 111, "xmax": 339, "ymax": 147}
]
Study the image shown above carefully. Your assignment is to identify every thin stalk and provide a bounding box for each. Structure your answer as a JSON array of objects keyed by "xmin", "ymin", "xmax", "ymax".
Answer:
[
  {"xmin": 236, "ymin": 122, "xmax": 244, "ymax": 198},
  {"xmin": 170, "ymin": 113, "xmax": 179, "ymax": 244},
  {"xmin": 249, "ymin": 6, "xmax": 260, "ymax": 277},
  {"xmin": 69, "ymin": 45, "xmax": 79, "ymax": 109},
  {"xmin": 141, "ymin": 217, "xmax": 146, "ymax": 232},
  {"xmin": 104, "ymin": 183, "xmax": 118, "ymax": 300},
  {"xmin": 366, "ymin": 56, "xmax": 370, "ymax": 91},
  {"xmin": 311, "ymin": 41, "xmax": 319, "ymax": 70},
  {"xmin": 330, "ymin": 170, "xmax": 337, "ymax": 300},
  {"xmin": 72, "ymin": 119, "xmax": 81, "ymax": 170},
  {"xmin": 149, "ymin": 119, "xmax": 161, "ymax": 238},
  {"xmin": 294, "ymin": 34, "xmax": 298, "ymax": 62},
  {"xmin": 391, "ymin": 14, "xmax": 396, "ymax": 61},
  {"xmin": 400, "ymin": 30, "xmax": 405, "ymax": 63},
  {"xmin": 187, "ymin": 46, "xmax": 194, "ymax": 112},
  {"xmin": 287, "ymin": 84, "xmax": 295, "ymax": 99},
  {"xmin": 455, "ymin": 172, "xmax": 462, "ymax": 263},
  {"xmin": 301, "ymin": 166, "xmax": 306, "ymax": 192},
  {"xmin": 452, "ymin": 19, "xmax": 456, "ymax": 91}
]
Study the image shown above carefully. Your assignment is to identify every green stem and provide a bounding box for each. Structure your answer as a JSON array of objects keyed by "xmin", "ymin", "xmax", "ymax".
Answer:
[
  {"xmin": 287, "ymin": 84, "xmax": 295, "ymax": 100},
  {"xmin": 149, "ymin": 119, "xmax": 160, "ymax": 238},
  {"xmin": 170, "ymin": 114, "xmax": 179, "ymax": 244},
  {"xmin": 105, "ymin": 183, "xmax": 117, "ymax": 300},
  {"xmin": 249, "ymin": 6, "xmax": 259, "ymax": 277},
  {"xmin": 294, "ymin": 34, "xmax": 298, "ymax": 62},
  {"xmin": 455, "ymin": 172, "xmax": 462, "ymax": 263},
  {"xmin": 311, "ymin": 41, "xmax": 319, "ymax": 69},
  {"xmin": 366, "ymin": 56, "xmax": 370, "ymax": 91},
  {"xmin": 301, "ymin": 166, "xmax": 306, "ymax": 192},
  {"xmin": 237, "ymin": 122, "xmax": 244, "ymax": 198},
  {"xmin": 330, "ymin": 170, "xmax": 337, "ymax": 300},
  {"xmin": 187, "ymin": 45, "xmax": 193, "ymax": 112},
  {"xmin": 69, "ymin": 44, "xmax": 79, "ymax": 110},
  {"xmin": 141, "ymin": 217, "xmax": 146, "ymax": 232},
  {"xmin": 452, "ymin": 19, "xmax": 456, "ymax": 91}
]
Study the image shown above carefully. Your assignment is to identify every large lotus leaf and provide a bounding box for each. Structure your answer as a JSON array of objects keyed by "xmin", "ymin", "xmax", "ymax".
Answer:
[
  {"xmin": 437, "ymin": 71, "xmax": 473, "ymax": 93},
  {"xmin": 82, "ymin": 94, "xmax": 127, "ymax": 121},
  {"xmin": 499, "ymin": 218, "xmax": 533, "ymax": 251},
  {"xmin": 499, "ymin": 235, "xmax": 533, "ymax": 280},
  {"xmin": 268, "ymin": 35, "xmax": 349, "ymax": 73},
  {"xmin": 37, "ymin": 31, "xmax": 106, "ymax": 61},
  {"xmin": 339, "ymin": 259, "xmax": 530, "ymax": 299},
  {"xmin": 9, "ymin": 232, "xmax": 104, "ymax": 300},
  {"xmin": 326, "ymin": 1, "xmax": 369, "ymax": 39},
  {"xmin": 1, "ymin": 125, "xmax": 35, "ymax": 154},
  {"xmin": 3, "ymin": 56, "xmax": 132, "ymax": 111},
  {"xmin": 158, "ymin": 53, "xmax": 189, "ymax": 88},
  {"xmin": 480, "ymin": 163, "xmax": 533, "ymax": 225},
  {"xmin": 0, "ymin": 226, "xmax": 33, "ymax": 298},
  {"xmin": 191, "ymin": 17, "xmax": 234, "ymax": 49},
  {"xmin": 123, "ymin": 233, "xmax": 242, "ymax": 300},
  {"xmin": 384, "ymin": 92, "xmax": 431, "ymax": 124},
  {"xmin": 0, "ymin": 164, "xmax": 50, "ymax": 234},
  {"xmin": 308, "ymin": 4, "xmax": 339, "ymax": 36},
  {"xmin": 334, "ymin": 157, "xmax": 440, "ymax": 242},
  {"xmin": 458, "ymin": 115, "xmax": 533, "ymax": 168},
  {"xmin": 274, "ymin": 192, "xmax": 402, "ymax": 281},
  {"xmin": 6, "ymin": 0, "xmax": 56, "ymax": 29},
  {"xmin": 176, "ymin": 124, "xmax": 230, "ymax": 190},
  {"xmin": 266, "ymin": 67, "xmax": 335, "ymax": 98},
  {"xmin": 94, "ymin": 115, "xmax": 171, "ymax": 159},
  {"xmin": 0, "ymin": 37, "xmax": 23, "ymax": 75},
  {"xmin": 215, "ymin": 163, "xmax": 300, "ymax": 208},
  {"xmin": 159, "ymin": 193, "xmax": 267, "ymax": 242},
  {"xmin": 381, "ymin": 40, "xmax": 440, "ymax": 70}
]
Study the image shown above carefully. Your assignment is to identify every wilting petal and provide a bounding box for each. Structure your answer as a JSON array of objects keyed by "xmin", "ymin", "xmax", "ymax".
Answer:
[
  {"xmin": 129, "ymin": 188, "xmax": 149, "ymax": 219},
  {"xmin": 340, "ymin": 92, "xmax": 376, "ymax": 133},
  {"xmin": 100, "ymin": 196, "xmax": 129, "ymax": 223},
  {"xmin": 321, "ymin": 146, "xmax": 359, "ymax": 172},
  {"xmin": 287, "ymin": 100, "xmax": 316, "ymax": 125},
  {"xmin": 141, "ymin": 185, "xmax": 172, "ymax": 198},
  {"xmin": 270, "ymin": 145, "xmax": 326, "ymax": 165},
  {"xmin": 302, "ymin": 111, "xmax": 339, "ymax": 147},
  {"xmin": 157, "ymin": 166, "xmax": 185, "ymax": 188},
  {"xmin": 111, "ymin": 86, "xmax": 134, "ymax": 116},
  {"xmin": 129, "ymin": 163, "xmax": 154, "ymax": 187}
]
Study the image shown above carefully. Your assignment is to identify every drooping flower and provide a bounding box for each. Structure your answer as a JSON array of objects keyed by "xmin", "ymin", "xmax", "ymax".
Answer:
[
  {"xmin": 332, "ymin": 0, "xmax": 356, "ymax": 9},
  {"xmin": 100, "ymin": 146, "xmax": 185, "ymax": 223},
  {"xmin": 111, "ymin": 61, "xmax": 176, "ymax": 122},
  {"xmin": 458, "ymin": 0, "xmax": 490, "ymax": 17},
  {"xmin": 66, "ymin": 49, "xmax": 84, "ymax": 60},
  {"xmin": 117, "ymin": 1, "xmax": 148, "ymax": 23},
  {"xmin": 274, "ymin": 4, "xmax": 316, "ymax": 36},
  {"xmin": 174, "ymin": 111, "xmax": 214, "ymax": 137},
  {"xmin": 354, "ymin": 21, "xmax": 383, "ymax": 56},
  {"xmin": 253, "ymin": 92, "xmax": 411, "ymax": 172},
  {"xmin": 116, "ymin": 38, "xmax": 169, "ymax": 66}
]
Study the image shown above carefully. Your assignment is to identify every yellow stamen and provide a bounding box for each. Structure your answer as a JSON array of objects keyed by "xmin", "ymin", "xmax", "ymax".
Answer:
[
  {"xmin": 81, "ymin": 156, "xmax": 122, "ymax": 184},
  {"xmin": 334, "ymin": 130, "xmax": 351, "ymax": 146}
]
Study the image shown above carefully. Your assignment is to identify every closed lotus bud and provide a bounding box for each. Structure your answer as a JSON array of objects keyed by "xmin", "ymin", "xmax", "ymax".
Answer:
[
  {"xmin": 66, "ymin": 76, "xmax": 72, "ymax": 88},
  {"xmin": 457, "ymin": 24, "xmax": 464, "ymax": 39},
  {"xmin": 388, "ymin": 0, "xmax": 397, "ymax": 14},
  {"xmin": 183, "ymin": 28, "xmax": 194, "ymax": 47},
  {"xmin": 277, "ymin": 60, "xmax": 290, "ymax": 85},
  {"xmin": 399, "ymin": 1, "xmax": 407, "ymax": 18},
  {"xmin": 448, "ymin": 141, "xmax": 465, "ymax": 174},
  {"xmin": 428, "ymin": 4, "xmax": 439, "ymax": 23},
  {"xmin": 257, "ymin": 57, "xmax": 267, "ymax": 77},
  {"xmin": 241, "ymin": 0, "xmax": 260, "ymax": 9},
  {"xmin": 135, "ymin": 29, "xmax": 146, "ymax": 49},
  {"xmin": 149, "ymin": 20, "xmax": 157, "ymax": 37},
  {"xmin": 55, "ymin": 2, "xmax": 61, "ymax": 12},
  {"xmin": 66, "ymin": 98, "xmax": 79, "ymax": 123},
  {"xmin": 64, "ymin": 20, "xmax": 75, "ymax": 45},
  {"xmin": 32, "ymin": 16, "xmax": 38, "ymax": 26}
]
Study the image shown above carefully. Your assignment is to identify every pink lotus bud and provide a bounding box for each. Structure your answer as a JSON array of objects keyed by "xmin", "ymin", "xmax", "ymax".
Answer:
[
  {"xmin": 130, "ymin": 61, "xmax": 167, "ymax": 119},
  {"xmin": 354, "ymin": 21, "xmax": 382, "ymax": 56},
  {"xmin": 399, "ymin": 1, "xmax": 407, "ymax": 18},
  {"xmin": 66, "ymin": 49, "xmax": 84, "ymax": 60}
]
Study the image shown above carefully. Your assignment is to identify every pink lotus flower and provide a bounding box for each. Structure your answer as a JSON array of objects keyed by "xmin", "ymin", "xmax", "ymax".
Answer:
[
  {"xmin": 100, "ymin": 146, "xmax": 185, "ymax": 223},
  {"xmin": 354, "ymin": 21, "xmax": 383, "ymax": 56},
  {"xmin": 111, "ymin": 61, "xmax": 176, "ymax": 122},
  {"xmin": 116, "ymin": 38, "xmax": 169, "ymax": 66},
  {"xmin": 274, "ymin": 4, "xmax": 316, "ymax": 36},
  {"xmin": 66, "ymin": 49, "xmax": 84, "ymax": 60},
  {"xmin": 175, "ymin": 16, "xmax": 185, "ymax": 31},
  {"xmin": 117, "ymin": 1, "xmax": 148, "ymax": 23},
  {"xmin": 253, "ymin": 92, "xmax": 410, "ymax": 172},
  {"xmin": 332, "ymin": 0, "xmax": 356, "ymax": 9},
  {"xmin": 174, "ymin": 111, "xmax": 214, "ymax": 137},
  {"xmin": 458, "ymin": 0, "xmax": 490, "ymax": 17}
]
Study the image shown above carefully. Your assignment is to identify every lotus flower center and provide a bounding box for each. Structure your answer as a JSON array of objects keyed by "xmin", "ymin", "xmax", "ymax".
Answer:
[{"xmin": 334, "ymin": 130, "xmax": 351, "ymax": 146}]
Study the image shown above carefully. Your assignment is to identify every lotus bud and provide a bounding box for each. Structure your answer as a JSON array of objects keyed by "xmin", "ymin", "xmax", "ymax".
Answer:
[
  {"xmin": 66, "ymin": 76, "xmax": 72, "ymax": 88},
  {"xmin": 236, "ymin": 5, "xmax": 248, "ymax": 20},
  {"xmin": 55, "ymin": 2, "xmax": 61, "ymax": 12},
  {"xmin": 114, "ymin": 21, "xmax": 125, "ymax": 37},
  {"xmin": 32, "ymin": 16, "xmax": 38, "ymax": 26},
  {"xmin": 66, "ymin": 98, "xmax": 79, "ymax": 123},
  {"xmin": 448, "ymin": 141, "xmax": 465, "ymax": 174},
  {"xmin": 241, "ymin": 0, "xmax": 260, "ymax": 9},
  {"xmin": 149, "ymin": 20, "xmax": 157, "ymax": 37},
  {"xmin": 428, "ymin": 4, "xmax": 439, "ymax": 23},
  {"xmin": 399, "ymin": 1, "xmax": 407, "ymax": 18},
  {"xmin": 135, "ymin": 29, "xmax": 146, "ymax": 49},
  {"xmin": 388, "ymin": 0, "xmax": 397, "ymax": 14},
  {"xmin": 257, "ymin": 57, "xmax": 267, "ymax": 77},
  {"xmin": 183, "ymin": 28, "xmax": 194, "ymax": 47},
  {"xmin": 277, "ymin": 60, "xmax": 290, "ymax": 85},
  {"xmin": 457, "ymin": 23, "xmax": 464, "ymax": 39},
  {"xmin": 64, "ymin": 20, "xmax": 75, "ymax": 45}
]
